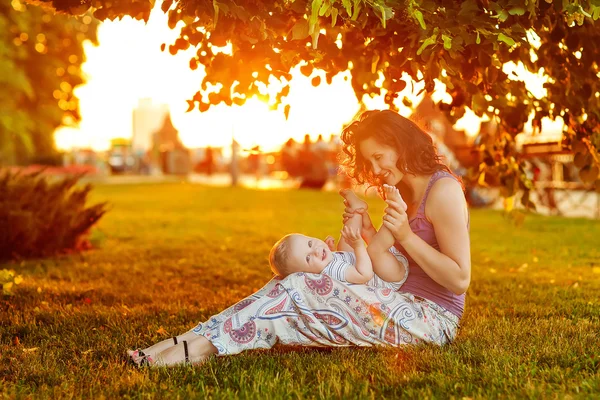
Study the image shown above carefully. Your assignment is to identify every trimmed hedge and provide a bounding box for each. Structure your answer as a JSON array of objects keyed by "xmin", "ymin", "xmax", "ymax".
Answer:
[{"xmin": 0, "ymin": 169, "xmax": 108, "ymax": 261}]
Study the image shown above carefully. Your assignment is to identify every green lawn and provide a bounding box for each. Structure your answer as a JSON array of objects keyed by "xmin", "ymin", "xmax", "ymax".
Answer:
[{"xmin": 2, "ymin": 183, "xmax": 599, "ymax": 399}]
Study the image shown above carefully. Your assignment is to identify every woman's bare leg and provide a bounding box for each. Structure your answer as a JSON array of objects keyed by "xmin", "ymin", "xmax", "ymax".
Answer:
[
  {"xmin": 127, "ymin": 330, "xmax": 199, "ymax": 363},
  {"xmin": 152, "ymin": 335, "xmax": 218, "ymax": 367}
]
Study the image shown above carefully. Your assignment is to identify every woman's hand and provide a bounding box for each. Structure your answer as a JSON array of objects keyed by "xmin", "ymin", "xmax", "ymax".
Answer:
[{"xmin": 382, "ymin": 197, "xmax": 413, "ymax": 244}]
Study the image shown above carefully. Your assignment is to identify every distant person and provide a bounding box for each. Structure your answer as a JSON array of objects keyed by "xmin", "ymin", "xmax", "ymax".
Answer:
[
  {"xmin": 205, "ymin": 146, "xmax": 215, "ymax": 176},
  {"xmin": 529, "ymin": 157, "xmax": 558, "ymax": 214},
  {"xmin": 297, "ymin": 134, "xmax": 314, "ymax": 177},
  {"xmin": 313, "ymin": 134, "xmax": 328, "ymax": 155},
  {"xmin": 298, "ymin": 134, "xmax": 328, "ymax": 189},
  {"xmin": 247, "ymin": 146, "xmax": 263, "ymax": 181},
  {"xmin": 281, "ymin": 138, "xmax": 299, "ymax": 177}
]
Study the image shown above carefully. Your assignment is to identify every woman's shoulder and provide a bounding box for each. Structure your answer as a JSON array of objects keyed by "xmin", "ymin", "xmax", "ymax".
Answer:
[{"xmin": 424, "ymin": 174, "xmax": 467, "ymax": 221}]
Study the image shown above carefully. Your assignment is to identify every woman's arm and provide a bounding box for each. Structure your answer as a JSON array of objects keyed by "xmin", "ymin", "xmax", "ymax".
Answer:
[{"xmin": 384, "ymin": 179, "xmax": 471, "ymax": 295}]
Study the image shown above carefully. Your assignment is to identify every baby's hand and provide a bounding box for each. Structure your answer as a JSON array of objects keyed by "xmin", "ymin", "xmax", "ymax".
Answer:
[
  {"xmin": 324, "ymin": 235, "xmax": 336, "ymax": 251},
  {"xmin": 341, "ymin": 226, "xmax": 363, "ymax": 248}
]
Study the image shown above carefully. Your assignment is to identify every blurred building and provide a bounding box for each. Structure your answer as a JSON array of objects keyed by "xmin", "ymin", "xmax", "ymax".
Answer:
[
  {"xmin": 152, "ymin": 113, "xmax": 191, "ymax": 175},
  {"xmin": 132, "ymin": 98, "xmax": 169, "ymax": 155}
]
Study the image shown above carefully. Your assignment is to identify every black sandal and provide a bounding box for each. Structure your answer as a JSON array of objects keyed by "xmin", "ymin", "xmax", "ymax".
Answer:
[
  {"xmin": 183, "ymin": 340, "xmax": 190, "ymax": 364},
  {"xmin": 137, "ymin": 350, "xmax": 152, "ymax": 367},
  {"xmin": 126, "ymin": 349, "xmax": 153, "ymax": 368}
]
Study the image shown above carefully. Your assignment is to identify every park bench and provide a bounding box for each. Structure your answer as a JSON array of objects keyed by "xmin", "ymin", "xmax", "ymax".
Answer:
[{"xmin": 521, "ymin": 141, "xmax": 599, "ymax": 218}]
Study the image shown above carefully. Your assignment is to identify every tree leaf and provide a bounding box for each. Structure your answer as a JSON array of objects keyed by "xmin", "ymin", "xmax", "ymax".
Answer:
[
  {"xmin": 497, "ymin": 33, "xmax": 516, "ymax": 46},
  {"xmin": 331, "ymin": 7, "xmax": 338, "ymax": 26},
  {"xmin": 311, "ymin": 27, "xmax": 320, "ymax": 48},
  {"xmin": 371, "ymin": 53, "xmax": 380, "ymax": 73},
  {"xmin": 213, "ymin": 0, "xmax": 219, "ymax": 27},
  {"xmin": 442, "ymin": 34, "xmax": 452, "ymax": 50},
  {"xmin": 413, "ymin": 10, "xmax": 426, "ymax": 29},
  {"xmin": 351, "ymin": 0, "xmax": 362, "ymax": 21},
  {"xmin": 497, "ymin": 9, "xmax": 509, "ymax": 22},
  {"xmin": 342, "ymin": 0, "xmax": 352, "ymax": 16},
  {"xmin": 508, "ymin": 7, "xmax": 525, "ymax": 15},
  {"xmin": 417, "ymin": 34, "xmax": 437, "ymax": 55},
  {"xmin": 309, "ymin": 0, "xmax": 323, "ymax": 34},
  {"xmin": 319, "ymin": 1, "xmax": 330, "ymax": 16},
  {"xmin": 292, "ymin": 20, "xmax": 310, "ymax": 40}
]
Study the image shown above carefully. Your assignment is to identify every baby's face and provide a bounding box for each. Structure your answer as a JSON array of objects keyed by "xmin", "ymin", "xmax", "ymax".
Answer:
[{"xmin": 286, "ymin": 234, "xmax": 333, "ymax": 274}]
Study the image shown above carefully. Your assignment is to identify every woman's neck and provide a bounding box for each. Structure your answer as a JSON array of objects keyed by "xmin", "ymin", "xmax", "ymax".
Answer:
[{"xmin": 402, "ymin": 173, "xmax": 433, "ymax": 196}]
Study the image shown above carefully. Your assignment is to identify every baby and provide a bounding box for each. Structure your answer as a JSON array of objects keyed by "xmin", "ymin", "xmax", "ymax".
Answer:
[{"xmin": 269, "ymin": 185, "xmax": 409, "ymax": 290}]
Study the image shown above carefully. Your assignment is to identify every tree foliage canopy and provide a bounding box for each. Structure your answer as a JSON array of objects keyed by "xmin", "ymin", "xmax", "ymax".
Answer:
[
  {"xmin": 26, "ymin": 0, "xmax": 600, "ymax": 198},
  {"xmin": 1, "ymin": 0, "xmax": 98, "ymax": 165}
]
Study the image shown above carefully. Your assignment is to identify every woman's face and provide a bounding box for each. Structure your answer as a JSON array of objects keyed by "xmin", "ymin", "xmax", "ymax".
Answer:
[{"xmin": 358, "ymin": 137, "xmax": 404, "ymax": 186}]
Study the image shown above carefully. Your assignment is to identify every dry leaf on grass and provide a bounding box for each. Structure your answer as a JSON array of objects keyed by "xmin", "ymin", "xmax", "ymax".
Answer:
[
  {"xmin": 156, "ymin": 326, "xmax": 168, "ymax": 336},
  {"xmin": 23, "ymin": 347, "xmax": 38, "ymax": 353}
]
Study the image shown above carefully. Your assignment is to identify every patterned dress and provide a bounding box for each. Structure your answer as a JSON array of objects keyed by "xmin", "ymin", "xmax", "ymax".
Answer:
[{"xmin": 192, "ymin": 273, "xmax": 459, "ymax": 355}]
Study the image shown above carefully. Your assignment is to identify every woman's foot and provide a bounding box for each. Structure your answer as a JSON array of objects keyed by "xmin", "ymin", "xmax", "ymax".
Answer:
[
  {"xmin": 383, "ymin": 184, "xmax": 407, "ymax": 211},
  {"xmin": 127, "ymin": 335, "xmax": 191, "ymax": 366},
  {"xmin": 339, "ymin": 189, "xmax": 368, "ymax": 210},
  {"xmin": 126, "ymin": 349, "xmax": 154, "ymax": 367}
]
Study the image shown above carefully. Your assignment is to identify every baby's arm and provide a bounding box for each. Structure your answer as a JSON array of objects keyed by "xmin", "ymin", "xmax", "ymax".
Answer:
[
  {"xmin": 336, "ymin": 232, "xmax": 354, "ymax": 252},
  {"xmin": 340, "ymin": 226, "xmax": 374, "ymax": 284},
  {"xmin": 324, "ymin": 235, "xmax": 336, "ymax": 251}
]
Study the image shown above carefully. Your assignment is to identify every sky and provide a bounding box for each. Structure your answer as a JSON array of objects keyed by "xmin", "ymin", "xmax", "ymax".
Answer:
[{"xmin": 53, "ymin": 2, "xmax": 561, "ymax": 153}]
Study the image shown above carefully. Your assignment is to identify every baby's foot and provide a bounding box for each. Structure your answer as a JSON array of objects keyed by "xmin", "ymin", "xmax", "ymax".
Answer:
[
  {"xmin": 383, "ymin": 184, "xmax": 407, "ymax": 211},
  {"xmin": 339, "ymin": 189, "xmax": 368, "ymax": 210}
]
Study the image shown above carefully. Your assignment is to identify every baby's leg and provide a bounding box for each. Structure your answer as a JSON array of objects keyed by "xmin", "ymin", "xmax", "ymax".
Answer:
[
  {"xmin": 339, "ymin": 189, "xmax": 367, "ymax": 232},
  {"xmin": 367, "ymin": 185, "xmax": 407, "ymax": 282}
]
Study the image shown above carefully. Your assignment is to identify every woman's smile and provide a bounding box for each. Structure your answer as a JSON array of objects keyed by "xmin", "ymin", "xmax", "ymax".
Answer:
[{"xmin": 358, "ymin": 137, "xmax": 403, "ymax": 186}]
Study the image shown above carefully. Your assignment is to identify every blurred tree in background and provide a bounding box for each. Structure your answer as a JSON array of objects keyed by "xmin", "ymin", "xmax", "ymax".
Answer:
[
  {"xmin": 0, "ymin": 0, "xmax": 98, "ymax": 165},
  {"xmin": 22, "ymin": 0, "xmax": 600, "ymax": 201}
]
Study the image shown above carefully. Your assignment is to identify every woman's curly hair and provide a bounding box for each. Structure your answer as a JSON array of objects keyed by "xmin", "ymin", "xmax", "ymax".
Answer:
[{"xmin": 340, "ymin": 110, "xmax": 461, "ymax": 198}]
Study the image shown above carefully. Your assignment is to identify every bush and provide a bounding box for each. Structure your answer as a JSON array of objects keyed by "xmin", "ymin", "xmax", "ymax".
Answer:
[
  {"xmin": 0, "ymin": 168, "xmax": 108, "ymax": 261},
  {"xmin": 1, "ymin": 269, "xmax": 23, "ymax": 295}
]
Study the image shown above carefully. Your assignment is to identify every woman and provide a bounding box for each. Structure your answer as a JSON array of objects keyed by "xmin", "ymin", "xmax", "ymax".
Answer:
[{"xmin": 128, "ymin": 110, "xmax": 471, "ymax": 367}]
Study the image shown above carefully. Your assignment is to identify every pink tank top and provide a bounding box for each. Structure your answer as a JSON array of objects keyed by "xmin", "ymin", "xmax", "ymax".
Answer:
[{"xmin": 395, "ymin": 170, "xmax": 468, "ymax": 318}]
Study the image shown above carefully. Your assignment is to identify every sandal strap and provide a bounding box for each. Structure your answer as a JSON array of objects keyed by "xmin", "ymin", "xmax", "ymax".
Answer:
[
  {"xmin": 183, "ymin": 340, "xmax": 189, "ymax": 363},
  {"xmin": 136, "ymin": 350, "xmax": 152, "ymax": 367},
  {"xmin": 173, "ymin": 337, "xmax": 178, "ymax": 345}
]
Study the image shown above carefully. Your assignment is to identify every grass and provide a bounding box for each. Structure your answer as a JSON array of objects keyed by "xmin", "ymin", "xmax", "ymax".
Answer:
[{"xmin": 1, "ymin": 182, "xmax": 599, "ymax": 399}]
